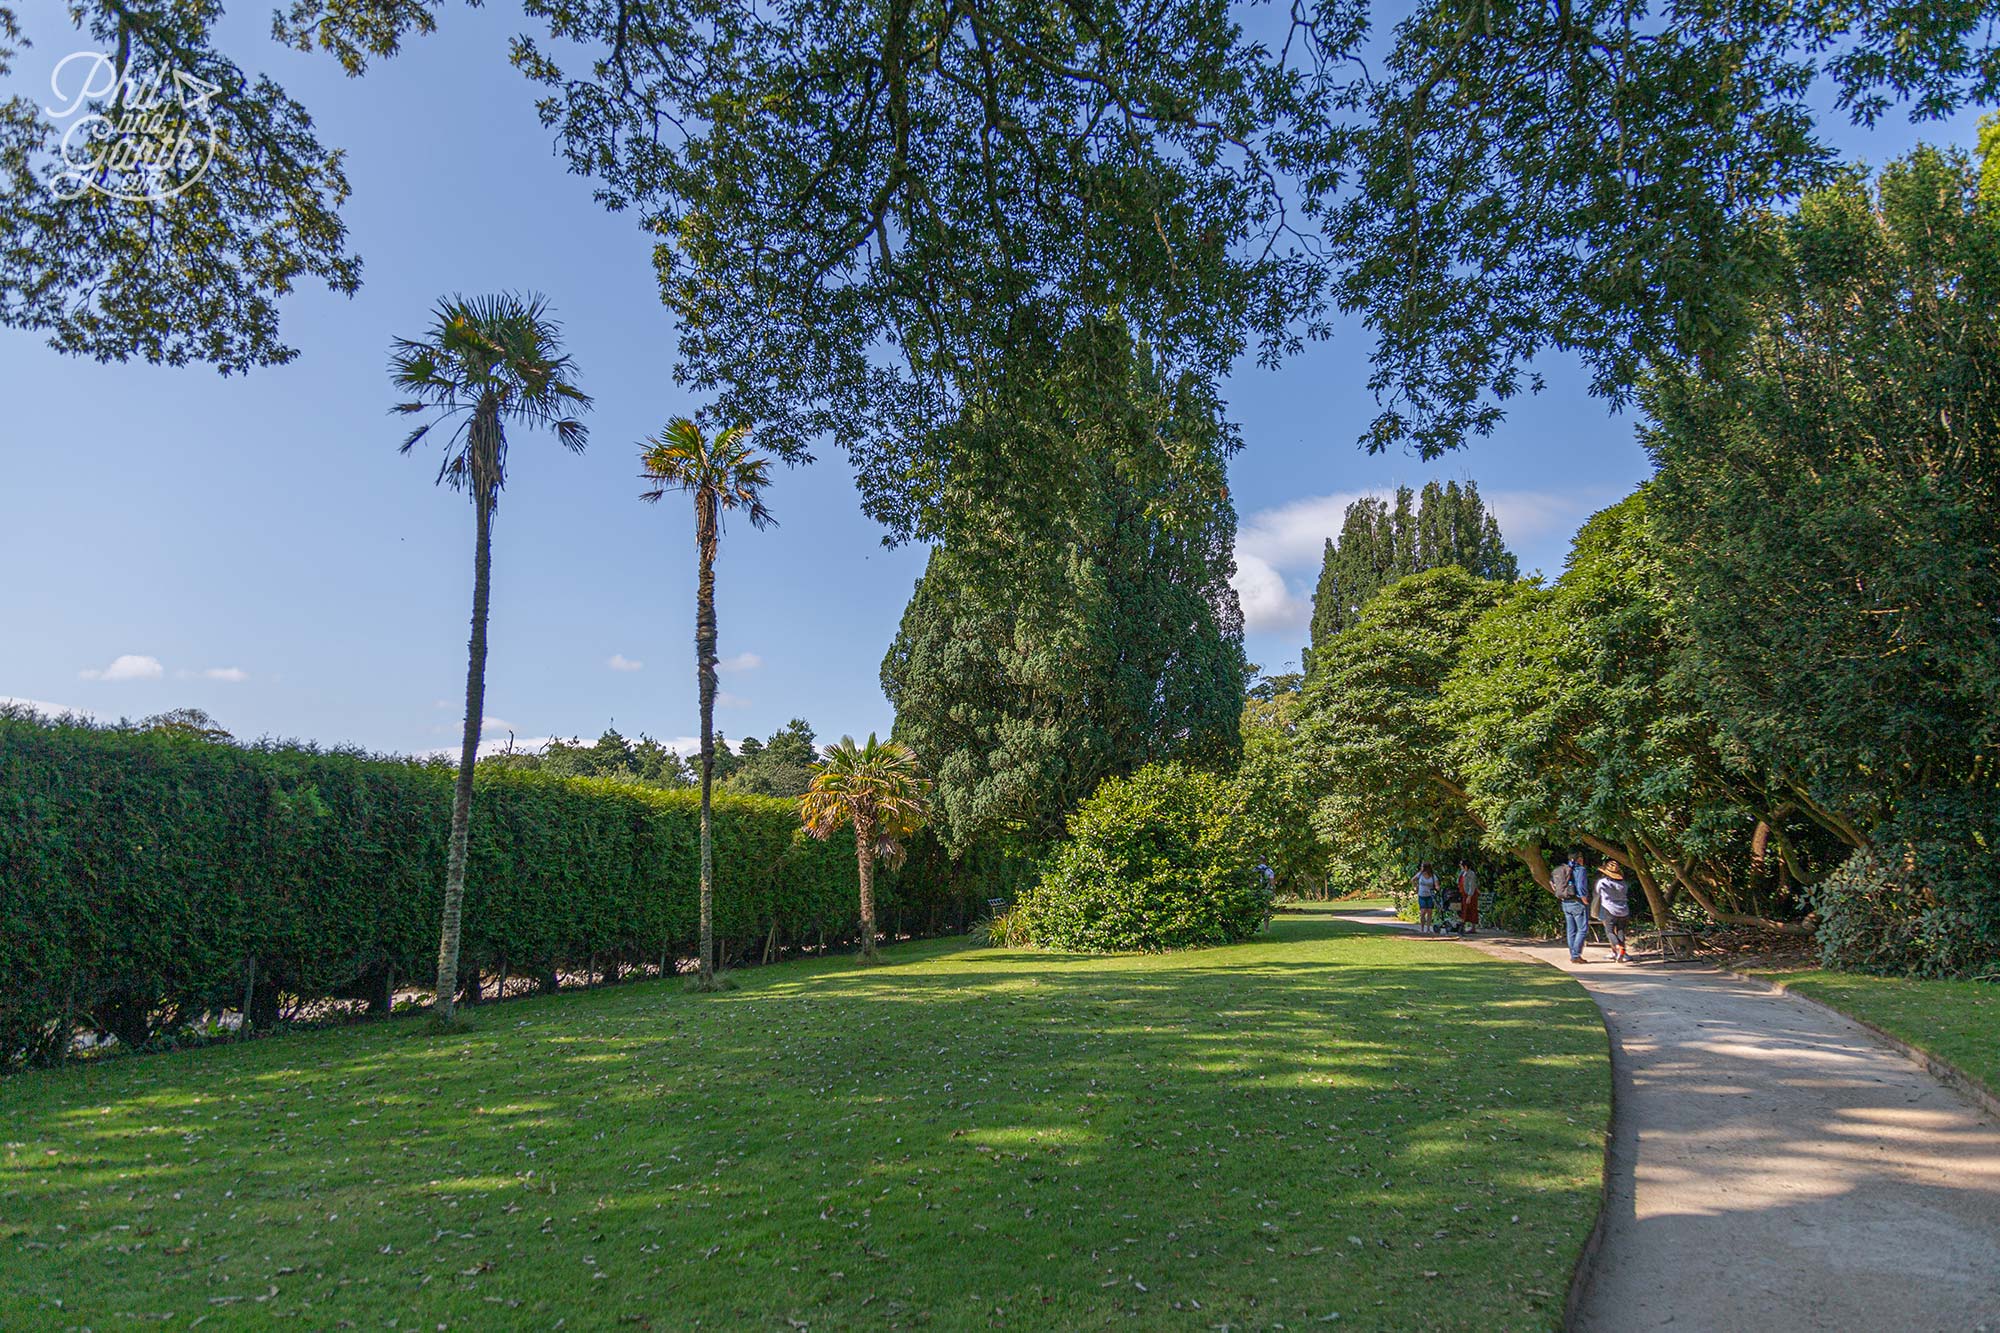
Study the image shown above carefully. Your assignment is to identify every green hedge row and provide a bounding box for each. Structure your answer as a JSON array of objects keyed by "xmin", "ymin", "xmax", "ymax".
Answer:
[{"xmin": 0, "ymin": 716, "xmax": 986, "ymax": 1065}]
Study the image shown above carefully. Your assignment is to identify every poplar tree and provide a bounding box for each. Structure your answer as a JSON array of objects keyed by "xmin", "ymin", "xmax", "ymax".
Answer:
[{"xmin": 1305, "ymin": 480, "xmax": 1514, "ymax": 670}]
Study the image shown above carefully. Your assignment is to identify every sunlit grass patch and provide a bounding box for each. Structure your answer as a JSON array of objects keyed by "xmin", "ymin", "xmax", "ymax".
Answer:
[{"xmin": 0, "ymin": 907, "xmax": 1605, "ymax": 1330}]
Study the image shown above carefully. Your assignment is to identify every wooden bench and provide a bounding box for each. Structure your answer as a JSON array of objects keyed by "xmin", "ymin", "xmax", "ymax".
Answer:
[
  {"xmin": 1588, "ymin": 920, "xmax": 1696, "ymax": 958},
  {"xmin": 1641, "ymin": 926, "xmax": 1699, "ymax": 959}
]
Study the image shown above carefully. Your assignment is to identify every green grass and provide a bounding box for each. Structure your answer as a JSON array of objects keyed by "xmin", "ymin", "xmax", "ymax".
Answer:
[
  {"xmin": 1741, "ymin": 967, "xmax": 2000, "ymax": 1101},
  {"xmin": 0, "ymin": 906, "xmax": 1608, "ymax": 1331}
]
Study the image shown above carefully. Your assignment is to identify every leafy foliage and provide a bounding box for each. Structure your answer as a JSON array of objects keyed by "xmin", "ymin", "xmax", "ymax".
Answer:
[
  {"xmin": 1635, "ymin": 143, "xmax": 2000, "ymax": 973},
  {"xmin": 1809, "ymin": 845, "xmax": 2000, "ymax": 979},
  {"xmin": 1233, "ymin": 675, "xmax": 1328, "ymax": 897},
  {"xmin": 1306, "ymin": 480, "xmax": 1517, "ymax": 669},
  {"xmin": 722, "ymin": 719, "xmax": 818, "ymax": 798},
  {"xmin": 1297, "ymin": 565, "xmax": 1508, "ymax": 895},
  {"xmin": 1440, "ymin": 493, "xmax": 1828, "ymax": 930},
  {"xmin": 485, "ymin": 727, "xmax": 695, "ymax": 788},
  {"xmin": 0, "ymin": 2, "xmax": 362, "ymax": 371},
  {"xmin": 0, "ymin": 713, "xmax": 984, "ymax": 1066},
  {"xmin": 393, "ymin": 292, "xmax": 592, "ymax": 501},
  {"xmin": 508, "ymin": 0, "xmax": 1313, "ymax": 531},
  {"xmin": 882, "ymin": 327, "xmax": 1245, "ymax": 857},
  {"xmin": 1643, "ymin": 144, "xmax": 2000, "ymax": 903},
  {"xmin": 1022, "ymin": 763, "xmax": 1270, "ymax": 952},
  {"xmin": 1287, "ymin": 0, "xmax": 2000, "ymax": 455}
]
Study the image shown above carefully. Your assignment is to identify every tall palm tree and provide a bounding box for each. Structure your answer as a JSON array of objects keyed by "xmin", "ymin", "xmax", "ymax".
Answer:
[
  {"xmin": 640, "ymin": 418, "xmax": 775, "ymax": 989},
  {"xmin": 392, "ymin": 293, "xmax": 590, "ymax": 1021},
  {"xmin": 800, "ymin": 735, "xmax": 930, "ymax": 963}
]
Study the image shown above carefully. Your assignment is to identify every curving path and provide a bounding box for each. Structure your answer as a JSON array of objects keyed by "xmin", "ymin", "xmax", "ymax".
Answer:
[{"xmin": 1335, "ymin": 907, "xmax": 2000, "ymax": 1332}]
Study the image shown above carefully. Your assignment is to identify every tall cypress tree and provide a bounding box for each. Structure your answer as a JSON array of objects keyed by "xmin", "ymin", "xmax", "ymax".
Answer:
[
  {"xmin": 1305, "ymin": 480, "xmax": 1517, "ymax": 671},
  {"xmin": 883, "ymin": 323, "xmax": 1245, "ymax": 855}
]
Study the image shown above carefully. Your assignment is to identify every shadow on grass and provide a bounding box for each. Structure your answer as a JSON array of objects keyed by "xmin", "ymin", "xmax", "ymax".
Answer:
[{"xmin": 0, "ymin": 916, "xmax": 1608, "ymax": 1331}]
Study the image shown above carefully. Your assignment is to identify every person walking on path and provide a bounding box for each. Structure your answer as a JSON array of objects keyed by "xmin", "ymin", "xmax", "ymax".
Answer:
[
  {"xmin": 1456, "ymin": 859, "xmax": 1480, "ymax": 932},
  {"xmin": 1595, "ymin": 859, "xmax": 1633, "ymax": 962},
  {"xmin": 1413, "ymin": 862, "xmax": 1440, "ymax": 932},
  {"xmin": 1550, "ymin": 850, "xmax": 1590, "ymax": 962}
]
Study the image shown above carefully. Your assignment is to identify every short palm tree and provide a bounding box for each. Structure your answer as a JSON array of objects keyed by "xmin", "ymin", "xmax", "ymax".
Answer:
[
  {"xmin": 392, "ymin": 293, "xmax": 590, "ymax": 1021},
  {"xmin": 800, "ymin": 735, "xmax": 929, "ymax": 963},
  {"xmin": 640, "ymin": 417, "xmax": 775, "ymax": 989}
]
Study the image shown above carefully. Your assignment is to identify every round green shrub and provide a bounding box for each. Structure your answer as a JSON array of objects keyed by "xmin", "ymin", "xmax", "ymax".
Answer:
[
  {"xmin": 1812, "ymin": 827, "xmax": 2000, "ymax": 978},
  {"xmin": 1022, "ymin": 763, "xmax": 1272, "ymax": 952}
]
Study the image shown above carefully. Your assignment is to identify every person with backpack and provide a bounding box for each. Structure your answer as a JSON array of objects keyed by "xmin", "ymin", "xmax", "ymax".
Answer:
[
  {"xmin": 1413, "ymin": 861, "xmax": 1440, "ymax": 932},
  {"xmin": 1549, "ymin": 850, "xmax": 1589, "ymax": 962},
  {"xmin": 1595, "ymin": 859, "xmax": 1633, "ymax": 962}
]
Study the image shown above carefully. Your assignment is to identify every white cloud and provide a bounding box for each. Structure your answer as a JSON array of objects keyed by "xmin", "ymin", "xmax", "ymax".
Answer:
[
  {"xmin": 1236, "ymin": 491, "xmax": 1367, "ymax": 570},
  {"xmin": 1230, "ymin": 484, "xmax": 1594, "ymax": 634},
  {"xmin": 1229, "ymin": 551, "xmax": 1309, "ymax": 633},
  {"xmin": 79, "ymin": 654, "xmax": 164, "ymax": 682},
  {"xmin": 0, "ymin": 695, "xmax": 102, "ymax": 721},
  {"xmin": 1483, "ymin": 489, "xmax": 1584, "ymax": 548},
  {"xmin": 480, "ymin": 715, "xmax": 515, "ymax": 736},
  {"xmin": 202, "ymin": 666, "xmax": 248, "ymax": 683},
  {"xmin": 607, "ymin": 653, "xmax": 643, "ymax": 672},
  {"xmin": 714, "ymin": 691, "xmax": 751, "ymax": 709},
  {"xmin": 1229, "ymin": 493, "xmax": 1366, "ymax": 637},
  {"xmin": 717, "ymin": 652, "xmax": 762, "ymax": 673}
]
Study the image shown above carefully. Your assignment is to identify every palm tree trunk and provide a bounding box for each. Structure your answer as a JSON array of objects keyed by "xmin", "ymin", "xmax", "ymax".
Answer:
[
  {"xmin": 855, "ymin": 817, "xmax": 879, "ymax": 962},
  {"xmin": 695, "ymin": 496, "xmax": 719, "ymax": 987},
  {"xmin": 434, "ymin": 492, "xmax": 493, "ymax": 1020}
]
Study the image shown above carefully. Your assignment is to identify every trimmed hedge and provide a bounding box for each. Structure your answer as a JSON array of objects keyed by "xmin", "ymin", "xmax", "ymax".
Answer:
[{"xmin": 0, "ymin": 715, "xmax": 983, "ymax": 1065}]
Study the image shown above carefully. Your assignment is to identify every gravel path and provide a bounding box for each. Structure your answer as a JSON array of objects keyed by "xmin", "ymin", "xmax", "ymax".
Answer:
[{"xmin": 1334, "ymin": 908, "xmax": 2000, "ymax": 1332}]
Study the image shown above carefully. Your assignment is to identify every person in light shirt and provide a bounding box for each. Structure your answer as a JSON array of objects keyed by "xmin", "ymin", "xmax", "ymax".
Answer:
[{"xmin": 1595, "ymin": 860, "xmax": 1633, "ymax": 962}]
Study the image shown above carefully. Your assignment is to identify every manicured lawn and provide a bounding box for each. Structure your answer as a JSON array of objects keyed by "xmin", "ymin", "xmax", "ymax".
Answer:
[
  {"xmin": 1, "ymin": 906, "xmax": 1607, "ymax": 1331},
  {"xmin": 1742, "ymin": 968, "xmax": 2000, "ymax": 1101}
]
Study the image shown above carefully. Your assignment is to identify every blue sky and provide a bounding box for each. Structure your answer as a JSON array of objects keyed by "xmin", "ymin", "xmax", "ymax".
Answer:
[{"xmin": 1, "ymin": 7, "xmax": 1979, "ymax": 755}]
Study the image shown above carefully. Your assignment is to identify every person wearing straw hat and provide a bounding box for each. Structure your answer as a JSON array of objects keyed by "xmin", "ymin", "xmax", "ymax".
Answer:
[{"xmin": 1595, "ymin": 859, "xmax": 1633, "ymax": 962}]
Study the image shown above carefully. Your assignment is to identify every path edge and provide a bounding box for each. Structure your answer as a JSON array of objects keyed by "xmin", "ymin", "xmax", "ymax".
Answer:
[
  {"xmin": 1321, "ymin": 910, "xmax": 1619, "ymax": 1329},
  {"xmin": 1717, "ymin": 966, "xmax": 2000, "ymax": 1123},
  {"xmin": 1560, "ymin": 966, "xmax": 1616, "ymax": 1333}
]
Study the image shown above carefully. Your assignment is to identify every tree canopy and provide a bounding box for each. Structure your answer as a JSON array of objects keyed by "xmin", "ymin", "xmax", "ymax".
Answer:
[
  {"xmin": 881, "ymin": 328, "xmax": 1245, "ymax": 855},
  {"xmin": 1, "ymin": 2, "xmax": 362, "ymax": 372},
  {"xmin": 1287, "ymin": 0, "xmax": 2000, "ymax": 455},
  {"xmin": 1642, "ymin": 140, "xmax": 2000, "ymax": 969},
  {"xmin": 1295, "ymin": 564, "xmax": 1510, "ymax": 894},
  {"xmin": 1306, "ymin": 479, "xmax": 1516, "ymax": 669},
  {"xmin": 13, "ymin": 0, "xmax": 2000, "ymax": 465}
]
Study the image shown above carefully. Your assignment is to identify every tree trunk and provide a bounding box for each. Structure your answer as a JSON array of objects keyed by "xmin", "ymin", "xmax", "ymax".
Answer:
[
  {"xmin": 856, "ymin": 815, "xmax": 879, "ymax": 962},
  {"xmin": 695, "ymin": 494, "xmax": 719, "ymax": 988},
  {"xmin": 434, "ymin": 483, "xmax": 494, "ymax": 1021},
  {"xmin": 1634, "ymin": 828, "xmax": 1811, "ymax": 934},
  {"xmin": 1512, "ymin": 844, "xmax": 1553, "ymax": 889},
  {"xmin": 1621, "ymin": 844, "xmax": 1675, "ymax": 928}
]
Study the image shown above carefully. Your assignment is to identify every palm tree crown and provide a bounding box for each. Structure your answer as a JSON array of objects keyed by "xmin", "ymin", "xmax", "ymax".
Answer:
[
  {"xmin": 801, "ymin": 735, "xmax": 930, "ymax": 865},
  {"xmin": 391, "ymin": 292, "xmax": 591, "ymax": 506},
  {"xmin": 639, "ymin": 418, "xmax": 777, "ymax": 535}
]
